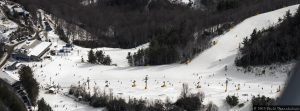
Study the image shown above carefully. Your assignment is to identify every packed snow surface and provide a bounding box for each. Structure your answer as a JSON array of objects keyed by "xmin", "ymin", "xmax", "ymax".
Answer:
[{"xmin": 3, "ymin": 4, "xmax": 299, "ymax": 111}]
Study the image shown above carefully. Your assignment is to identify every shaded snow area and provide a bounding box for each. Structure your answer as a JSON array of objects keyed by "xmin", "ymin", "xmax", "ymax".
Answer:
[
  {"xmin": 180, "ymin": 0, "xmax": 192, "ymax": 3},
  {"xmin": 3, "ymin": 5, "xmax": 299, "ymax": 111},
  {"xmin": 81, "ymin": 0, "xmax": 98, "ymax": 6},
  {"xmin": 169, "ymin": 0, "xmax": 193, "ymax": 4}
]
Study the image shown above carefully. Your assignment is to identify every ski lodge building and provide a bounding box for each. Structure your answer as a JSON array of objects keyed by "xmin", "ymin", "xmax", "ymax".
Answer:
[
  {"xmin": 0, "ymin": 70, "xmax": 18, "ymax": 85},
  {"xmin": 12, "ymin": 40, "xmax": 52, "ymax": 61}
]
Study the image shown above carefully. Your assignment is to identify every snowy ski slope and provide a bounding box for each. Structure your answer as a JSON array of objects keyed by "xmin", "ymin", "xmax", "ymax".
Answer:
[{"xmin": 4, "ymin": 4, "xmax": 299, "ymax": 111}]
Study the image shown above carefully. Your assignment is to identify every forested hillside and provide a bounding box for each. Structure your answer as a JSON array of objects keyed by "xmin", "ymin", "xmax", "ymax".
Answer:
[
  {"xmin": 236, "ymin": 6, "xmax": 300, "ymax": 67},
  {"xmin": 0, "ymin": 80, "xmax": 27, "ymax": 111},
  {"xmin": 0, "ymin": 2, "xmax": 297, "ymax": 110},
  {"xmin": 12, "ymin": 0, "xmax": 300, "ymax": 65},
  {"xmin": 127, "ymin": 0, "xmax": 300, "ymax": 65},
  {"xmin": 0, "ymin": 43, "xmax": 4, "ymax": 59}
]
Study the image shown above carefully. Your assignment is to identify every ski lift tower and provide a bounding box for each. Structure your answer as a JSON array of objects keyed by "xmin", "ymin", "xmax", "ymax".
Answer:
[
  {"xmin": 225, "ymin": 78, "xmax": 229, "ymax": 92},
  {"xmin": 144, "ymin": 75, "xmax": 149, "ymax": 90},
  {"xmin": 87, "ymin": 77, "xmax": 90, "ymax": 90}
]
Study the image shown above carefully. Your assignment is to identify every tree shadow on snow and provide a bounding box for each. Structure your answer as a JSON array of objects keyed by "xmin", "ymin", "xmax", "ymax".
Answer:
[{"xmin": 109, "ymin": 64, "xmax": 182, "ymax": 72}]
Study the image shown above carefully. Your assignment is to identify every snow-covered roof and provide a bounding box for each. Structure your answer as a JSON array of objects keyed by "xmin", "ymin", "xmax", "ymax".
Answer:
[
  {"xmin": 28, "ymin": 42, "xmax": 51, "ymax": 57},
  {"xmin": 13, "ymin": 7, "xmax": 23, "ymax": 13},
  {"xmin": 15, "ymin": 63, "xmax": 23, "ymax": 68},
  {"xmin": 23, "ymin": 40, "xmax": 41, "ymax": 49},
  {"xmin": 49, "ymin": 87, "xmax": 55, "ymax": 91},
  {"xmin": 0, "ymin": 71, "xmax": 18, "ymax": 85}
]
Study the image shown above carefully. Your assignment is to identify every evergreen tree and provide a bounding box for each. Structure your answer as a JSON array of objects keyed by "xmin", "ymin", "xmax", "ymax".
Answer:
[
  {"xmin": 55, "ymin": 25, "xmax": 69, "ymax": 43},
  {"xmin": 0, "ymin": 43, "xmax": 4, "ymax": 59},
  {"xmin": 38, "ymin": 98, "xmax": 53, "ymax": 111},
  {"xmin": 226, "ymin": 95, "xmax": 239, "ymax": 107},
  {"xmin": 0, "ymin": 80, "xmax": 27, "ymax": 111},
  {"xmin": 126, "ymin": 52, "xmax": 133, "ymax": 66},
  {"xmin": 95, "ymin": 50, "xmax": 105, "ymax": 64},
  {"xmin": 252, "ymin": 95, "xmax": 275, "ymax": 106},
  {"xmin": 103, "ymin": 55, "xmax": 112, "ymax": 65},
  {"xmin": 88, "ymin": 49, "xmax": 97, "ymax": 64},
  {"xmin": 19, "ymin": 66, "xmax": 39, "ymax": 106},
  {"xmin": 217, "ymin": 0, "xmax": 240, "ymax": 11},
  {"xmin": 236, "ymin": 6, "xmax": 300, "ymax": 67}
]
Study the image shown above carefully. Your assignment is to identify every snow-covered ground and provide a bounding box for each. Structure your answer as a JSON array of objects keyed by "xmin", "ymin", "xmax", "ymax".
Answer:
[
  {"xmin": 81, "ymin": 0, "xmax": 98, "ymax": 6},
  {"xmin": 39, "ymin": 90, "xmax": 104, "ymax": 111},
  {"xmin": 180, "ymin": 0, "xmax": 192, "ymax": 3},
  {"xmin": 0, "ymin": 3, "xmax": 18, "ymax": 43},
  {"xmin": 2, "ymin": 4, "xmax": 299, "ymax": 111}
]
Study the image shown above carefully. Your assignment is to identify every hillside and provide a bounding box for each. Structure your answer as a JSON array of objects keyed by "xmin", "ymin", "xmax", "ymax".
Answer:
[
  {"xmin": 0, "ymin": 0, "xmax": 299, "ymax": 110},
  {"xmin": 236, "ymin": 6, "xmax": 300, "ymax": 67},
  {"xmin": 0, "ymin": 79, "xmax": 27, "ymax": 111},
  {"xmin": 0, "ymin": 4, "xmax": 297, "ymax": 111},
  {"xmin": 11, "ymin": 0, "xmax": 300, "ymax": 66}
]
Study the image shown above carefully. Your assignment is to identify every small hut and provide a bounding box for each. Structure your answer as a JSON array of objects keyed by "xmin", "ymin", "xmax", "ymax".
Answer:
[
  {"xmin": 78, "ymin": 95, "xmax": 83, "ymax": 101},
  {"xmin": 48, "ymin": 87, "xmax": 55, "ymax": 94}
]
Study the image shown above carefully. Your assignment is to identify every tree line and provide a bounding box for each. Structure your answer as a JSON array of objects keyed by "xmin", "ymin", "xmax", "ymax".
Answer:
[
  {"xmin": 11, "ymin": 0, "xmax": 300, "ymax": 48},
  {"xmin": 37, "ymin": 98, "xmax": 53, "ymax": 111},
  {"xmin": 124, "ymin": 0, "xmax": 300, "ymax": 66},
  {"xmin": 225, "ymin": 94, "xmax": 275, "ymax": 108},
  {"xmin": 18, "ymin": 66, "xmax": 54, "ymax": 111},
  {"xmin": 11, "ymin": 0, "xmax": 300, "ymax": 65},
  {"xmin": 69, "ymin": 83, "xmax": 206, "ymax": 111},
  {"xmin": 0, "ymin": 43, "xmax": 4, "ymax": 59},
  {"xmin": 236, "ymin": 6, "xmax": 300, "ymax": 67},
  {"xmin": 88, "ymin": 49, "xmax": 112, "ymax": 65},
  {"xmin": 0, "ymin": 79, "xmax": 27, "ymax": 111},
  {"xmin": 18, "ymin": 66, "xmax": 39, "ymax": 106},
  {"xmin": 0, "ymin": 63, "xmax": 46, "ymax": 111}
]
